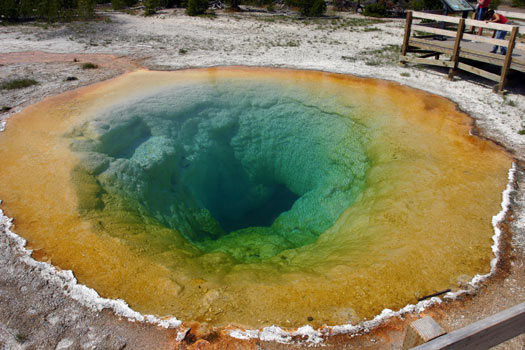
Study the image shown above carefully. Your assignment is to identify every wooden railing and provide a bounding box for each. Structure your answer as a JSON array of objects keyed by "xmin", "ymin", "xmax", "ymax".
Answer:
[
  {"xmin": 399, "ymin": 11, "xmax": 523, "ymax": 92},
  {"xmin": 410, "ymin": 302, "xmax": 525, "ymax": 349},
  {"xmin": 497, "ymin": 10, "xmax": 525, "ymax": 34}
]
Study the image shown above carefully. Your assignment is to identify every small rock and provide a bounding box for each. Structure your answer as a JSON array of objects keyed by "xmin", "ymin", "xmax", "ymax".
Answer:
[
  {"xmin": 46, "ymin": 314, "xmax": 60, "ymax": 326},
  {"xmin": 192, "ymin": 323, "xmax": 211, "ymax": 339},
  {"xmin": 56, "ymin": 338, "xmax": 74, "ymax": 350},
  {"xmin": 191, "ymin": 339, "xmax": 210, "ymax": 350},
  {"xmin": 184, "ymin": 332, "xmax": 196, "ymax": 345}
]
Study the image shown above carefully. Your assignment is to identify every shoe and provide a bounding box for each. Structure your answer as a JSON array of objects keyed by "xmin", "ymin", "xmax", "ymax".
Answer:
[
  {"xmin": 501, "ymin": 51, "xmax": 507, "ymax": 55},
  {"xmin": 490, "ymin": 49, "xmax": 497, "ymax": 53}
]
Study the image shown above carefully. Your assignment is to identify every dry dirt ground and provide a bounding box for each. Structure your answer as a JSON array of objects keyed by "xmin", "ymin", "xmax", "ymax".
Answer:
[{"xmin": 1, "ymin": 6, "xmax": 525, "ymax": 350}]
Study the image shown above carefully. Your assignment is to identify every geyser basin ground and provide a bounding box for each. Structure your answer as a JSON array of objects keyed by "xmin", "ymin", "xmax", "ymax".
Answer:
[{"xmin": 0, "ymin": 67, "xmax": 512, "ymax": 329}]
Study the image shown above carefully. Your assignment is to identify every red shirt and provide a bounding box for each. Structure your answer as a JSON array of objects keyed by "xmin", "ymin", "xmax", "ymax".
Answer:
[
  {"xmin": 478, "ymin": 0, "xmax": 490, "ymax": 9},
  {"xmin": 495, "ymin": 14, "xmax": 508, "ymax": 24}
]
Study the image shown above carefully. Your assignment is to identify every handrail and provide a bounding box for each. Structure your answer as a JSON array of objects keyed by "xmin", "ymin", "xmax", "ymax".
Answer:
[
  {"xmin": 411, "ymin": 11, "xmax": 516, "ymax": 31},
  {"xmin": 495, "ymin": 10, "xmax": 525, "ymax": 34},
  {"xmin": 497, "ymin": 10, "xmax": 525, "ymax": 20},
  {"xmin": 410, "ymin": 11, "xmax": 523, "ymax": 50},
  {"xmin": 411, "ymin": 302, "xmax": 525, "ymax": 350},
  {"xmin": 412, "ymin": 24, "xmax": 510, "ymax": 46},
  {"xmin": 463, "ymin": 17, "xmax": 516, "ymax": 31},
  {"xmin": 411, "ymin": 11, "xmax": 461, "ymax": 24}
]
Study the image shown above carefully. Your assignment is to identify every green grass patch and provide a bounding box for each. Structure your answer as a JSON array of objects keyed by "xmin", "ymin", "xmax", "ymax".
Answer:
[
  {"xmin": 340, "ymin": 17, "xmax": 384, "ymax": 27},
  {"xmin": 252, "ymin": 15, "xmax": 383, "ymax": 29},
  {"xmin": 341, "ymin": 55, "xmax": 356, "ymax": 61},
  {"xmin": 198, "ymin": 12, "xmax": 217, "ymax": 19},
  {"xmin": 81, "ymin": 62, "xmax": 98, "ymax": 69},
  {"xmin": 365, "ymin": 59, "xmax": 381, "ymax": 66},
  {"xmin": 253, "ymin": 14, "xmax": 293, "ymax": 23},
  {"xmin": 361, "ymin": 44, "xmax": 401, "ymax": 66},
  {"xmin": 0, "ymin": 78, "xmax": 38, "ymax": 90},
  {"xmin": 15, "ymin": 333, "xmax": 28, "ymax": 344},
  {"xmin": 363, "ymin": 26, "xmax": 382, "ymax": 32}
]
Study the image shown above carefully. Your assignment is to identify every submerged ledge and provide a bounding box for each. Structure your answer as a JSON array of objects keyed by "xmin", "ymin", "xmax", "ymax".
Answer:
[{"xmin": 0, "ymin": 67, "xmax": 518, "ymax": 344}]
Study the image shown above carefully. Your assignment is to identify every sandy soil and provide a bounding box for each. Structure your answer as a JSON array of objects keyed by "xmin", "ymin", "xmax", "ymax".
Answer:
[{"xmin": 0, "ymin": 7, "xmax": 524, "ymax": 350}]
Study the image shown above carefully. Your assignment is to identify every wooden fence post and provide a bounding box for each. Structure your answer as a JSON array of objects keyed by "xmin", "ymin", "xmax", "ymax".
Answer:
[
  {"xmin": 448, "ymin": 18, "xmax": 465, "ymax": 80},
  {"xmin": 400, "ymin": 11, "xmax": 413, "ymax": 62},
  {"xmin": 402, "ymin": 316, "xmax": 446, "ymax": 350},
  {"xmin": 496, "ymin": 26, "xmax": 518, "ymax": 93}
]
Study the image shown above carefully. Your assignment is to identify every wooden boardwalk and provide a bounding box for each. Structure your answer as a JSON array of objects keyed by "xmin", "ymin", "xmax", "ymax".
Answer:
[
  {"xmin": 410, "ymin": 302, "xmax": 525, "ymax": 349},
  {"xmin": 399, "ymin": 11, "xmax": 525, "ymax": 92}
]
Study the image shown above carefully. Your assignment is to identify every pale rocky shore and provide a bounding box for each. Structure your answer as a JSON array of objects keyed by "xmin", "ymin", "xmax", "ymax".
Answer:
[{"xmin": 0, "ymin": 7, "xmax": 524, "ymax": 349}]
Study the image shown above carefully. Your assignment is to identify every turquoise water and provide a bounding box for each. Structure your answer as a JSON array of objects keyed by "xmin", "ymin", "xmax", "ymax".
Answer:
[{"xmin": 69, "ymin": 81, "xmax": 370, "ymax": 262}]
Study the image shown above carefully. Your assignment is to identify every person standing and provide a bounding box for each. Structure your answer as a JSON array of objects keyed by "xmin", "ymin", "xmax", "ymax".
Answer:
[
  {"xmin": 486, "ymin": 9, "xmax": 509, "ymax": 55},
  {"xmin": 476, "ymin": 0, "xmax": 490, "ymax": 35}
]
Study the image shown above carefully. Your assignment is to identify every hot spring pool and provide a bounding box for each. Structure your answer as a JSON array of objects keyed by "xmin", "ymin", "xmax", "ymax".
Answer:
[{"xmin": 0, "ymin": 67, "xmax": 512, "ymax": 329}]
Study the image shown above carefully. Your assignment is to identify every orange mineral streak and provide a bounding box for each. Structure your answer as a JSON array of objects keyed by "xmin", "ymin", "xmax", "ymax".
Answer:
[{"xmin": 0, "ymin": 68, "xmax": 512, "ymax": 329}]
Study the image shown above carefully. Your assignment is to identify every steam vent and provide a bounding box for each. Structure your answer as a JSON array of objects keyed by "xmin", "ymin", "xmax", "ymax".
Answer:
[{"xmin": 0, "ymin": 67, "xmax": 512, "ymax": 329}]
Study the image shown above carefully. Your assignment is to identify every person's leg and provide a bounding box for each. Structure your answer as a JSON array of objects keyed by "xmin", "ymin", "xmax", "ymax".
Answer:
[
  {"xmin": 476, "ymin": 8, "xmax": 483, "ymax": 20},
  {"xmin": 492, "ymin": 30, "xmax": 500, "ymax": 53},
  {"xmin": 496, "ymin": 30, "xmax": 508, "ymax": 54},
  {"xmin": 470, "ymin": 9, "xmax": 477, "ymax": 33},
  {"xmin": 477, "ymin": 8, "xmax": 487, "ymax": 35}
]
